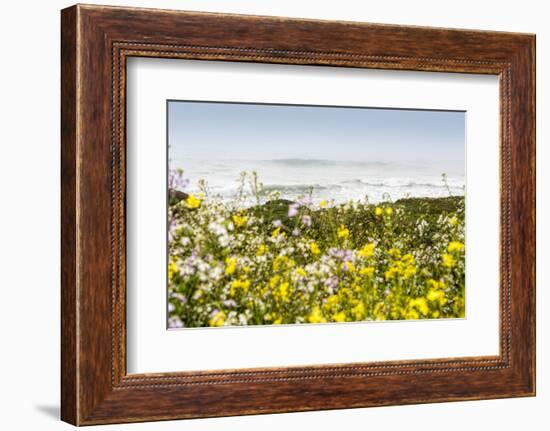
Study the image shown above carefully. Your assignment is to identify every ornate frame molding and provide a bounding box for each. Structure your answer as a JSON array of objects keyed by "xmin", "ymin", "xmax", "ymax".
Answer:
[{"xmin": 61, "ymin": 5, "xmax": 535, "ymax": 425}]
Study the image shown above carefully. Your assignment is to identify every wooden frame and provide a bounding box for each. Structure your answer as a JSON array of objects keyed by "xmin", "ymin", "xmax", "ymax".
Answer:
[{"xmin": 61, "ymin": 4, "xmax": 535, "ymax": 425}]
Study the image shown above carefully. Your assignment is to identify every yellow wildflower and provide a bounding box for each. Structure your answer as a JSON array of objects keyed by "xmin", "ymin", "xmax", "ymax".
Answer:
[
  {"xmin": 428, "ymin": 279, "xmax": 445, "ymax": 290},
  {"xmin": 224, "ymin": 257, "xmax": 237, "ymax": 275},
  {"xmin": 168, "ymin": 261, "xmax": 178, "ymax": 282},
  {"xmin": 271, "ymin": 227, "xmax": 281, "ymax": 238},
  {"xmin": 403, "ymin": 266, "xmax": 417, "ymax": 279},
  {"xmin": 272, "ymin": 255, "xmax": 283, "ymax": 270},
  {"xmin": 310, "ymin": 241, "xmax": 320, "ymax": 255},
  {"xmin": 230, "ymin": 277, "xmax": 251, "ymax": 296},
  {"xmin": 296, "ymin": 267, "xmax": 307, "ymax": 277},
  {"xmin": 273, "ymin": 255, "xmax": 295, "ymax": 271},
  {"xmin": 385, "ymin": 265, "xmax": 399, "ymax": 281},
  {"xmin": 185, "ymin": 193, "xmax": 202, "ymax": 209},
  {"xmin": 384, "ymin": 251, "xmax": 416, "ymax": 280},
  {"xmin": 449, "ymin": 216, "xmax": 459, "ymax": 226},
  {"xmin": 269, "ymin": 275, "xmax": 281, "ymax": 289},
  {"xmin": 343, "ymin": 261, "xmax": 355, "ymax": 273},
  {"xmin": 327, "ymin": 295, "xmax": 339, "ymax": 307},
  {"xmin": 373, "ymin": 302, "xmax": 386, "ymax": 320},
  {"xmin": 453, "ymin": 296, "xmax": 466, "ymax": 318},
  {"xmin": 405, "ymin": 309, "xmax": 420, "ymax": 320},
  {"xmin": 359, "ymin": 267, "xmax": 375, "ymax": 277},
  {"xmin": 408, "ymin": 298, "xmax": 429, "ymax": 316},
  {"xmin": 388, "ymin": 248, "xmax": 401, "ymax": 258},
  {"xmin": 447, "ymin": 241, "xmax": 465, "ymax": 253},
  {"xmin": 442, "ymin": 253, "xmax": 454, "ymax": 268},
  {"xmin": 308, "ymin": 306, "xmax": 326, "ymax": 324},
  {"xmin": 375, "ymin": 207, "xmax": 383, "ymax": 216},
  {"xmin": 337, "ymin": 224, "xmax": 350, "ymax": 239},
  {"xmin": 232, "ymin": 214, "xmax": 248, "ymax": 228},
  {"xmin": 319, "ymin": 200, "xmax": 328, "ymax": 208},
  {"xmin": 427, "ymin": 289, "xmax": 446, "ymax": 306},
  {"xmin": 209, "ymin": 310, "xmax": 226, "ymax": 327},
  {"xmin": 333, "ymin": 312, "xmax": 347, "ymax": 322},
  {"xmin": 358, "ymin": 243, "xmax": 375, "ymax": 258},
  {"xmin": 402, "ymin": 253, "xmax": 414, "ymax": 264},
  {"xmin": 352, "ymin": 302, "xmax": 366, "ymax": 320},
  {"xmin": 351, "ymin": 282, "xmax": 361, "ymax": 294},
  {"xmin": 256, "ymin": 244, "xmax": 267, "ymax": 256},
  {"xmin": 417, "ymin": 299, "xmax": 429, "ymax": 315},
  {"xmin": 276, "ymin": 282, "xmax": 290, "ymax": 302},
  {"xmin": 273, "ymin": 317, "xmax": 283, "ymax": 324},
  {"xmin": 385, "ymin": 207, "xmax": 393, "ymax": 216}
]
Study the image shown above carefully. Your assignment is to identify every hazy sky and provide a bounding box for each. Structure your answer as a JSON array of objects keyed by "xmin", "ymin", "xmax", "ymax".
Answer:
[{"xmin": 168, "ymin": 100, "xmax": 465, "ymax": 168}]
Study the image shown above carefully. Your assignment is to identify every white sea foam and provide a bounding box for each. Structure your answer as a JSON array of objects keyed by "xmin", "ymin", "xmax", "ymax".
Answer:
[{"xmin": 172, "ymin": 158, "xmax": 465, "ymax": 205}]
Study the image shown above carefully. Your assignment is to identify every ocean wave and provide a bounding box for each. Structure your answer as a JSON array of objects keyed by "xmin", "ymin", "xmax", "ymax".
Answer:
[
  {"xmin": 260, "ymin": 158, "xmax": 390, "ymax": 168},
  {"xmin": 260, "ymin": 180, "xmax": 464, "ymax": 192},
  {"xmin": 262, "ymin": 183, "xmax": 337, "ymax": 193},
  {"xmin": 205, "ymin": 181, "xmax": 465, "ymax": 203},
  {"xmin": 196, "ymin": 181, "xmax": 465, "ymax": 206},
  {"xmin": 341, "ymin": 178, "xmax": 462, "ymax": 189}
]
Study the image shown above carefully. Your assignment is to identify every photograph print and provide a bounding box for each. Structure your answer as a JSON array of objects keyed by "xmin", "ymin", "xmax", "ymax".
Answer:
[{"xmin": 167, "ymin": 101, "xmax": 466, "ymax": 328}]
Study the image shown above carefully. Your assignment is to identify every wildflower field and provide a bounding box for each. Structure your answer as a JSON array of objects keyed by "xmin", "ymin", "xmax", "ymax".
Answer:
[{"xmin": 168, "ymin": 171, "xmax": 465, "ymax": 328}]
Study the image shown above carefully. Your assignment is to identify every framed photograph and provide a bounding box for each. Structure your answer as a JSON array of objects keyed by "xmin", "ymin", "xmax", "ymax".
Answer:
[
  {"xmin": 61, "ymin": 4, "xmax": 535, "ymax": 425},
  {"xmin": 165, "ymin": 100, "xmax": 467, "ymax": 330}
]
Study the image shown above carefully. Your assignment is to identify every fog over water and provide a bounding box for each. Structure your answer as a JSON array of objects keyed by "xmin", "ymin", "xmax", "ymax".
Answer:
[{"xmin": 169, "ymin": 101, "xmax": 465, "ymax": 204}]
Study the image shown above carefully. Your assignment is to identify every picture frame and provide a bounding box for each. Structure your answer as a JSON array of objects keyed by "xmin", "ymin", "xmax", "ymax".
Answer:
[{"xmin": 61, "ymin": 4, "xmax": 535, "ymax": 425}]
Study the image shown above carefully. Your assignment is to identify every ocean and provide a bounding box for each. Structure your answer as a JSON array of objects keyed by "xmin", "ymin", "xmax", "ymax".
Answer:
[{"xmin": 173, "ymin": 158, "xmax": 465, "ymax": 205}]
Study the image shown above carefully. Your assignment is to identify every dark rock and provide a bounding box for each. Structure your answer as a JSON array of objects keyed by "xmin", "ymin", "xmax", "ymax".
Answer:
[{"xmin": 169, "ymin": 189, "xmax": 188, "ymax": 204}]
